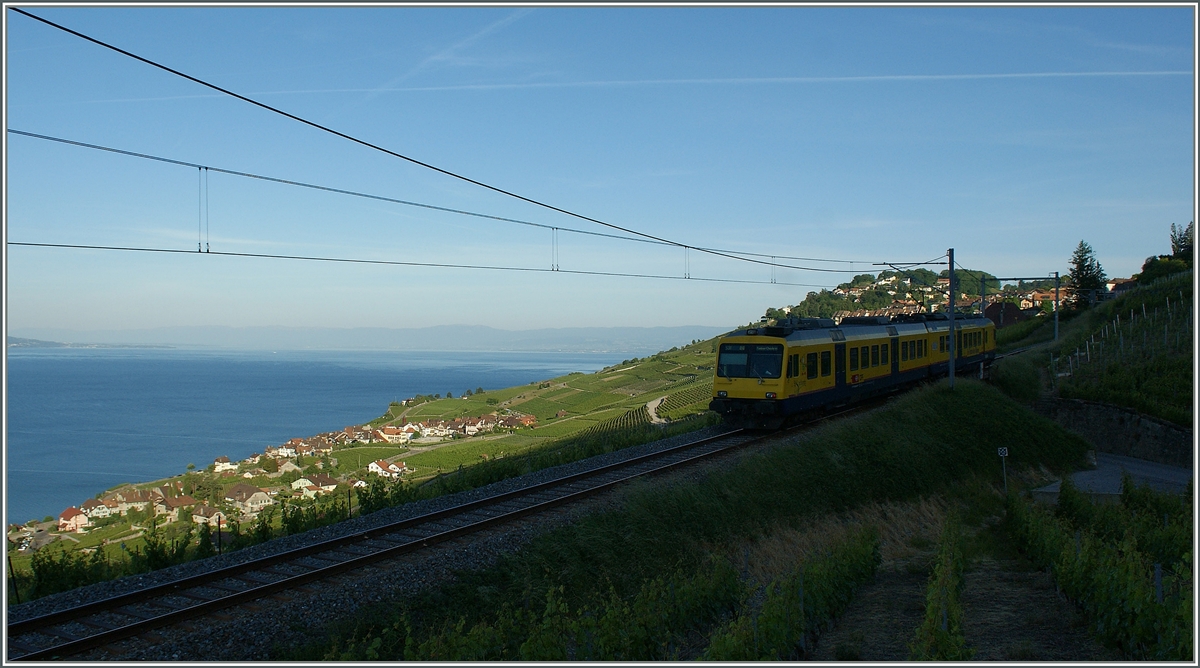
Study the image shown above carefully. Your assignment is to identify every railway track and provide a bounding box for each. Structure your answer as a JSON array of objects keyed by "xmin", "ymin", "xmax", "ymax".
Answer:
[
  {"xmin": 8, "ymin": 400, "xmax": 883, "ymax": 661},
  {"xmin": 8, "ymin": 426, "xmax": 783, "ymax": 661}
]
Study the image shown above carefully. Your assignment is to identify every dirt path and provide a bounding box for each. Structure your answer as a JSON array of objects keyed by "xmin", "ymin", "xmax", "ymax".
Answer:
[
  {"xmin": 807, "ymin": 556, "xmax": 930, "ymax": 661},
  {"xmin": 646, "ymin": 396, "xmax": 668, "ymax": 424},
  {"xmin": 959, "ymin": 558, "xmax": 1120, "ymax": 661},
  {"xmin": 807, "ymin": 555, "xmax": 1119, "ymax": 661}
]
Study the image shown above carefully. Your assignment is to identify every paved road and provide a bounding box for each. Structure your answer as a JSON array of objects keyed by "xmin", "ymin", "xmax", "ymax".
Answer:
[{"xmin": 1035, "ymin": 452, "xmax": 1192, "ymax": 500}]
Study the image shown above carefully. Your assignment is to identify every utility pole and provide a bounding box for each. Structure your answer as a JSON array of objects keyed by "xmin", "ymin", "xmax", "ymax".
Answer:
[
  {"xmin": 1054, "ymin": 271, "xmax": 1060, "ymax": 342},
  {"xmin": 948, "ymin": 248, "xmax": 956, "ymax": 389}
]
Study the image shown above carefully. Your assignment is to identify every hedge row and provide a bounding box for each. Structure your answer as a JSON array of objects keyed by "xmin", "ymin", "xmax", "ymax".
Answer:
[{"xmin": 1008, "ymin": 493, "xmax": 1192, "ymax": 659}]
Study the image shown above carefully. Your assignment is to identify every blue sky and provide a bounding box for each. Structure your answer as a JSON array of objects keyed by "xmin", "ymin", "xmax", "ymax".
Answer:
[{"xmin": 4, "ymin": 5, "xmax": 1195, "ymax": 333}]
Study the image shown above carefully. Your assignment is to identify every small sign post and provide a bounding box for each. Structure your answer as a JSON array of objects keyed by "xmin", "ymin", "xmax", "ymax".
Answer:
[{"xmin": 998, "ymin": 447, "xmax": 1009, "ymax": 496}]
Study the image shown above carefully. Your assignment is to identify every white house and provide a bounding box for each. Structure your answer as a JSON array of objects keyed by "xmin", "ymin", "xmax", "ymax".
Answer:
[
  {"xmin": 81, "ymin": 498, "xmax": 110, "ymax": 519},
  {"xmin": 368, "ymin": 460, "xmax": 405, "ymax": 478}
]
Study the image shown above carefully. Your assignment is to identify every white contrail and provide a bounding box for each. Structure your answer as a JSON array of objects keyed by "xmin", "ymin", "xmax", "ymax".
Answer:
[
  {"xmin": 268, "ymin": 70, "xmax": 1195, "ymax": 94},
  {"xmin": 363, "ymin": 8, "xmax": 534, "ymax": 99},
  {"xmin": 28, "ymin": 70, "xmax": 1190, "ymax": 105}
]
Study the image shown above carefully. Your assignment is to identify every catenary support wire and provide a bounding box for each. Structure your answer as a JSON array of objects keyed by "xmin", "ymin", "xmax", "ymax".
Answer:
[
  {"xmin": 7, "ymin": 241, "xmax": 835, "ymax": 288},
  {"xmin": 8, "ymin": 129, "xmax": 872, "ymax": 273}
]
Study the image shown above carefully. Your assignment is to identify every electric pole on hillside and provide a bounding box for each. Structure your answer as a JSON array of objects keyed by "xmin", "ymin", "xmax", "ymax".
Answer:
[
  {"xmin": 948, "ymin": 248, "xmax": 956, "ymax": 390},
  {"xmin": 1054, "ymin": 271, "xmax": 1060, "ymax": 342}
]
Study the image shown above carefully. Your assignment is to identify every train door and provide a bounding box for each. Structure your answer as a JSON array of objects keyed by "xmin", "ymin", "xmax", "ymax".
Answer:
[
  {"xmin": 834, "ymin": 343, "xmax": 846, "ymax": 387},
  {"xmin": 890, "ymin": 338, "xmax": 900, "ymax": 375}
]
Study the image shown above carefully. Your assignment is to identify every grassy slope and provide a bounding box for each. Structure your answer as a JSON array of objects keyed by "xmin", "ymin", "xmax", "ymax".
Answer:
[
  {"xmin": 989, "ymin": 271, "xmax": 1193, "ymax": 425},
  {"xmin": 287, "ymin": 379, "xmax": 1087, "ymax": 660},
  {"xmin": 370, "ymin": 342, "xmax": 721, "ymax": 477}
]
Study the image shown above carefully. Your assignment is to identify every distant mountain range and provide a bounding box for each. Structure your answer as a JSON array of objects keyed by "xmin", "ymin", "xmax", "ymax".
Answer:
[
  {"xmin": 6, "ymin": 337, "xmax": 172, "ymax": 349},
  {"xmin": 6, "ymin": 325, "xmax": 730, "ymax": 354}
]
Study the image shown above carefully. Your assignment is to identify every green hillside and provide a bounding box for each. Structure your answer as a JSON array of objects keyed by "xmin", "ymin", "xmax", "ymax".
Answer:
[
  {"xmin": 368, "ymin": 342, "xmax": 720, "ymax": 478},
  {"xmin": 989, "ymin": 271, "xmax": 1193, "ymax": 426}
]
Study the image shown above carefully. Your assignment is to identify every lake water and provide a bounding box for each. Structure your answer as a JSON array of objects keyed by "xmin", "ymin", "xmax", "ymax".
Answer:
[{"xmin": 5, "ymin": 347, "xmax": 625, "ymax": 524}]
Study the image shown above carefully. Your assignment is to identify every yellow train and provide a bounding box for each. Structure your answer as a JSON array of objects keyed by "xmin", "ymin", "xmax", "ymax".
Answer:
[{"xmin": 708, "ymin": 313, "xmax": 995, "ymax": 428}]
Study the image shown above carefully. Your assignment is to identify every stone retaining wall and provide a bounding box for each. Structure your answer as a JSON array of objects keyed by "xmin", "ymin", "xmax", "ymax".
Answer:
[{"xmin": 1035, "ymin": 398, "xmax": 1193, "ymax": 469}]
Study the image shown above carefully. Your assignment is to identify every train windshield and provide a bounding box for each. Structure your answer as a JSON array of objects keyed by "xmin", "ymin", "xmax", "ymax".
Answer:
[{"xmin": 717, "ymin": 343, "xmax": 784, "ymax": 379}]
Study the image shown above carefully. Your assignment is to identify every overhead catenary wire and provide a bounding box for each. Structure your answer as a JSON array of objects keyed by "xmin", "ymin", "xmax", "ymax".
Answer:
[
  {"xmin": 9, "ymin": 8, "xmax": 871, "ymax": 275},
  {"xmin": 6, "ymin": 241, "xmax": 835, "ymax": 288},
  {"xmin": 8, "ymin": 129, "xmax": 874, "ymax": 273},
  {"xmin": 871, "ymin": 254, "xmax": 953, "ymax": 299}
]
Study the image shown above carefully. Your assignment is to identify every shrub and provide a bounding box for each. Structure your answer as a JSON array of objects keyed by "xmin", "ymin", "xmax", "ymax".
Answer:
[
  {"xmin": 703, "ymin": 527, "xmax": 881, "ymax": 660},
  {"xmin": 1008, "ymin": 492, "xmax": 1192, "ymax": 659},
  {"xmin": 909, "ymin": 514, "xmax": 973, "ymax": 660}
]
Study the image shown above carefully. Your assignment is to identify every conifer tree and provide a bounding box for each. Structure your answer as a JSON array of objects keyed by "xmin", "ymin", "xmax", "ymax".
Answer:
[{"xmin": 1067, "ymin": 240, "xmax": 1106, "ymax": 308}]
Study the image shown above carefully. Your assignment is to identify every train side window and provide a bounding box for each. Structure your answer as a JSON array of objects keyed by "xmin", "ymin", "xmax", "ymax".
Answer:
[
  {"xmin": 918, "ymin": 340, "xmax": 925, "ymax": 358},
  {"xmin": 849, "ymin": 347, "xmax": 859, "ymax": 371},
  {"xmin": 901, "ymin": 341, "xmax": 908, "ymax": 362},
  {"xmin": 861, "ymin": 346, "xmax": 870, "ymax": 367},
  {"xmin": 820, "ymin": 351, "xmax": 831, "ymax": 376},
  {"xmin": 880, "ymin": 343, "xmax": 889, "ymax": 365},
  {"xmin": 791, "ymin": 354, "xmax": 800, "ymax": 377},
  {"xmin": 871, "ymin": 345, "xmax": 879, "ymax": 367},
  {"xmin": 806, "ymin": 352, "xmax": 818, "ymax": 379}
]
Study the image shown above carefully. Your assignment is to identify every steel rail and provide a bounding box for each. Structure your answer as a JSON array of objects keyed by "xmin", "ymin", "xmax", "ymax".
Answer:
[{"xmin": 7, "ymin": 428, "xmax": 752, "ymax": 660}]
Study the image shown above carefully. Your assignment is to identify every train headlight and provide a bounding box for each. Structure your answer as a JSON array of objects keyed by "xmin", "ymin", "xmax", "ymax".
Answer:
[
  {"xmin": 765, "ymin": 392, "xmax": 776, "ymax": 399},
  {"xmin": 717, "ymin": 391, "xmax": 728, "ymax": 397}
]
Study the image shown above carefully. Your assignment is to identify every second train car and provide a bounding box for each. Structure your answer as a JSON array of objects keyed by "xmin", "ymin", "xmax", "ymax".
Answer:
[{"xmin": 708, "ymin": 313, "xmax": 996, "ymax": 428}]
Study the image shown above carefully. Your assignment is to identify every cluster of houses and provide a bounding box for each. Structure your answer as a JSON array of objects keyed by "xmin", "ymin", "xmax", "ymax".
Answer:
[
  {"xmin": 58, "ymin": 482, "xmax": 205, "ymax": 533},
  {"xmin": 390, "ymin": 414, "xmax": 537, "ymax": 441},
  {"xmin": 55, "ymin": 472, "xmax": 358, "ymax": 534},
  {"xmin": 820, "ymin": 276, "xmax": 1136, "ymax": 328},
  {"xmin": 373, "ymin": 414, "xmax": 540, "ymax": 443},
  {"xmin": 50, "ymin": 408, "xmax": 543, "ymax": 535}
]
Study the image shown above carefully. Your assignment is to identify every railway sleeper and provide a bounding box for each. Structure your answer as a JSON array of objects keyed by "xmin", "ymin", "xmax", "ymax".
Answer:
[
  {"xmin": 166, "ymin": 590, "xmax": 215, "ymax": 603},
  {"xmin": 75, "ymin": 617, "xmax": 121, "ymax": 632},
  {"xmin": 302, "ymin": 552, "xmax": 350, "ymax": 565},
  {"xmin": 203, "ymin": 580, "xmax": 254, "ymax": 594},
  {"xmin": 35, "ymin": 625, "xmax": 83, "ymax": 642},
  {"xmin": 248, "ymin": 566, "xmax": 293, "ymax": 578},
  {"xmin": 116, "ymin": 603, "xmax": 175, "ymax": 619},
  {"xmin": 7, "ymin": 638, "xmax": 43, "ymax": 654},
  {"xmin": 235, "ymin": 571, "xmax": 283, "ymax": 584},
  {"xmin": 333, "ymin": 544, "xmax": 377, "ymax": 555}
]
